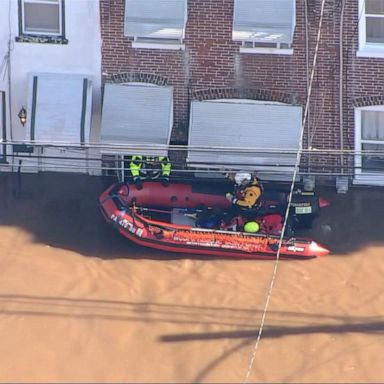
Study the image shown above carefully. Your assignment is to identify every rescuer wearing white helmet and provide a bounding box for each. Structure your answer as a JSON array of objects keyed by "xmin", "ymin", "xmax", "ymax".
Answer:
[
  {"xmin": 226, "ymin": 172, "xmax": 263, "ymax": 210},
  {"xmin": 234, "ymin": 172, "xmax": 252, "ymax": 186}
]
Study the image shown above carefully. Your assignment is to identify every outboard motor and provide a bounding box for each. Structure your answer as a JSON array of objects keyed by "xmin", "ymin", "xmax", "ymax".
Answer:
[{"xmin": 289, "ymin": 190, "xmax": 320, "ymax": 229}]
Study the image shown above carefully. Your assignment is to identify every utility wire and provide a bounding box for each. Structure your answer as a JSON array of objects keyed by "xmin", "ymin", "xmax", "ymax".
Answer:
[{"xmin": 244, "ymin": 0, "xmax": 327, "ymax": 381}]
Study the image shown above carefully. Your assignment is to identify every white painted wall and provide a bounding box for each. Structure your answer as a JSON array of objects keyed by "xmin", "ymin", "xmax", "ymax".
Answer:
[{"xmin": 0, "ymin": 0, "xmax": 102, "ymax": 173}]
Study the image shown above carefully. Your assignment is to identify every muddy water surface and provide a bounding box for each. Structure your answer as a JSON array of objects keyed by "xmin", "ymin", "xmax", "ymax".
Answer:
[{"xmin": 0, "ymin": 173, "xmax": 383, "ymax": 383}]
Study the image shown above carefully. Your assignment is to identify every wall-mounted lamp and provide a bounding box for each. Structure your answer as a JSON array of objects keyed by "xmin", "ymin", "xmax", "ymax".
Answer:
[{"xmin": 18, "ymin": 107, "xmax": 27, "ymax": 126}]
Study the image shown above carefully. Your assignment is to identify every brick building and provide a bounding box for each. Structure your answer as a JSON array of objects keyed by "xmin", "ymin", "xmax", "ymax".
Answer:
[
  {"xmin": 1, "ymin": 0, "xmax": 383, "ymax": 188},
  {"xmin": 99, "ymin": 0, "xmax": 384, "ymax": 188}
]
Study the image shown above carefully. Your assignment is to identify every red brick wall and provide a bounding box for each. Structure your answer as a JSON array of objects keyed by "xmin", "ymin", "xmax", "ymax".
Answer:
[{"xmin": 100, "ymin": 0, "xmax": 384, "ymax": 174}]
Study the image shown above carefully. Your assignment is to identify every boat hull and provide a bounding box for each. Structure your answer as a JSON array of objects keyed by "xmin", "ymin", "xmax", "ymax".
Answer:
[
  {"xmin": 99, "ymin": 184, "xmax": 329, "ymax": 260},
  {"xmin": 107, "ymin": 181, "xmax": 232, "ymax": 209}
]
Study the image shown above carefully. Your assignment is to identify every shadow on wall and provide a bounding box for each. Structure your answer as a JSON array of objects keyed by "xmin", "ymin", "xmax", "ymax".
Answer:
[{"xmin": 0, "ymin": 172, "xmax": 383, "ymax": 258}]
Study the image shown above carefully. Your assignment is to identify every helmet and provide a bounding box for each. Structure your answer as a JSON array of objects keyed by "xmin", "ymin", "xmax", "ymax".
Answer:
[
  {"xmin": 234, "ymin": 172, "xmax": 252, "ymax": 185},
  {"xmin": 244, "ymin": 221, "xmax": 260, "ymax": 233}
]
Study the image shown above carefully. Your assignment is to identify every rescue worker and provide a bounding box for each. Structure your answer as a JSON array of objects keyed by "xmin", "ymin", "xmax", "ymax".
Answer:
[
  {"xmin": 129, "ymin": 155, "xmax": 171, "ymax": 190},
  {"xmin": 225, "ymin": 172, "xmax": 263, "ymax": 220}
]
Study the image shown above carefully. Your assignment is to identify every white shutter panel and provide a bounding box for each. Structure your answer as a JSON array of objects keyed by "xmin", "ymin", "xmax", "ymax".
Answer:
[
  {"xmin": 27, "ymin": 73, "xmax": 92, "ymax": 144},
  {"xmin": 187, "ymin": 100, "xmax": 302, "ymax": 174},
  {"xmin": 124, "ymin": 0, "xmax": 187, "ymax": 40},
  {"xmin": 100, "ymin": 83, "xmax": 173, "ymax": 156},
  {"xmin": 233, "ymin": 0, "xmax": 296, "ymax": 44}
]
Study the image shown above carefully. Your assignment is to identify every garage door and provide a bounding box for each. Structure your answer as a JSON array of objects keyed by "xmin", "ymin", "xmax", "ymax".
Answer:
[
  {"xmin": 187, "ymin": 99, "xmax": 302, "ymax": 175},
  {"xmin": 100, "ymin": 83, "xmax": 173, "ymax": 157}
]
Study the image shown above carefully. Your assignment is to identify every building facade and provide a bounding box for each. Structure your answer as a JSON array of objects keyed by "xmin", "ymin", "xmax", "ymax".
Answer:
[
  {"xmin": 0, "ymin": 0, "xmax": 102, "ymax": 174},
  {"xmin": 99, "ymin": 0, "xmax": 384, "ymax": 187},
  {"xmin": 1, "ymin": 0, "xmax": 384, "ymax": 188}
]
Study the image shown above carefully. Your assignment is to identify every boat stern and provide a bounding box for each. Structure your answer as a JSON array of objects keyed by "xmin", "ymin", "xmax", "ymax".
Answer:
[{"xmin": 308, "ymin": 241, "xmax": 330, "ymax": 257}]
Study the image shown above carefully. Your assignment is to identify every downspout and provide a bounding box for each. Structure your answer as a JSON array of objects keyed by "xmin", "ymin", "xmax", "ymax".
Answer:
[
  {"xmin": 7, "ymin": 40, "xmax": 13, "ymax": 140},
  {"xmin": 1, "ymin": 92, "xmax": 6, "ymax": 161},
  {"xmin": 339, "ymin": 0, "xmax": 345, "ymax": 174},
  {"xmin": 304, "ymin": 0, "xmax": 310, "ymax": 167},
  {"xmin": 7, "ymin": 0, "xmax": 14, "ymax": 167},
  {"xmin": 1, "ymin": 0, "xmax": 14, "ymax": 164},
  {"xmin": 302, "ymin": 0, "xmax": 315, "ymax": 191}
]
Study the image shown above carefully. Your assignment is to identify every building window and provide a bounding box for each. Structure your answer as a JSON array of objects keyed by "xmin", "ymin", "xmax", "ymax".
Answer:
[
  {"xmin": 358, "ymin": 0, "xmax": 384, "ymax": 57},
  {"xmin": 124, "ymin": 0, "xmax": 187, "ymax": 50},
  {"xmin": 17, "ymin": 0, "xmax": 67, "ymax": 44},
  {"xmin": 232, "ymin": 0, "xmax": 296, "ymax": 55},
  {"xmin": 355, "ymin": 106, "xmax": 384, "ymax": 185}
]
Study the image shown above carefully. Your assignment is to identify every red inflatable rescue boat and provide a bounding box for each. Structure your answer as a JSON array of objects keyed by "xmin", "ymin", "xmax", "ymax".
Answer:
[{"xmin": 98, "ymin": 181, "xmax": 329, "ymax": 260}]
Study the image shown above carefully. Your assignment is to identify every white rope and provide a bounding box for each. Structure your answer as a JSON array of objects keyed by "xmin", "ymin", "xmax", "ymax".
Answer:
[{"xmin": 243, "ymin": 0, "xmax": 327, "ymax": 382}]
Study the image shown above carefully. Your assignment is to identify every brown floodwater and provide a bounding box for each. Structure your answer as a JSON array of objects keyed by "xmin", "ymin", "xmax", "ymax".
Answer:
[{"xmin": 0, "ymin": 172, "xmax": 383, "ymax": 383}]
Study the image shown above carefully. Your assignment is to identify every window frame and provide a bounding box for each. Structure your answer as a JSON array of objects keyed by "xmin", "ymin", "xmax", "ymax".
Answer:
[
  {"xmin": 357, "ymin": 0, "xmax": 384, "ymax": 58},
  {"xmin": 17, "ymin": 0, "xmax": 67, "ymax": 43},
  {"xmin": 354, "ymin": 105, "xmax": 384, "ymax": 185},
  {"xmin": 124, "ymin": 0, "xmax": 187, "ymax": 50},
  {"xmin": 233, "ymin": 0, "xmax": 296, "ymax": 55},
  {"xmin": 239, "ymin": 41, "xmax": 293, "ymax": 55}
]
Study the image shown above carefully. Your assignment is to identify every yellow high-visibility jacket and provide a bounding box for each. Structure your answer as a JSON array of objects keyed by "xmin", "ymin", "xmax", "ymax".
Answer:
[{"xmin": 129, "ymin": 155, "xmax": 171, "ymax": 179}]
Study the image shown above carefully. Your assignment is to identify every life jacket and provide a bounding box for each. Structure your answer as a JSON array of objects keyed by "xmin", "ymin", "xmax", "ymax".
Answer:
[
  {"xmin": 129, "ymin": 155, "xmax": 171, "ymax": 180},
  {"xmin": 233, "ymin": 176, "xmax": 263, "ymax": 209}
]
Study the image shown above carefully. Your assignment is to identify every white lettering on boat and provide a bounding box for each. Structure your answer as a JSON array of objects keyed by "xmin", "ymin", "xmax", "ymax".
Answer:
[
  {"xmin": 287, "ymin": 245, "xmax": 304, "ymax": 252},
  {"xmin": 110, "ymin": 214, "xmax": 143, "ymax": 237}
]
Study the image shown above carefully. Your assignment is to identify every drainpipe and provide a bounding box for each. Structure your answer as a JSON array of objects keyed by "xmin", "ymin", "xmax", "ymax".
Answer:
[
  {"xmin": 337, "ymin": 0, "xmax": 348, "ymax": 193},
  {"xmin": 1, "ymin": 92, "xmax": 6, "ymax": 162},
  {"xmin": 7, "ymin": 0, "xmax": 14, "ymax": 163},
  {"xmin": 302, "ymin": 0, "xmax": 316, "ymax": 191},
  {"xmin": 305, "ymin": 0, "xmax": 310, "ymax": 155}
]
